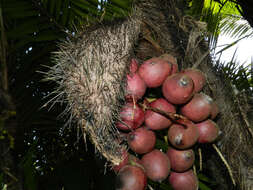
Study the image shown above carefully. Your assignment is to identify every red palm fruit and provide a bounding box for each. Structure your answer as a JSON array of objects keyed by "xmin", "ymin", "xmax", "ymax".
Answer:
[
  {"xmin": 115, "ymin": 165, "xmax": 147, "ymax": 190},
  {"xmin": 210, "ymin": 101, "xmax": 219, "ymax": 119},
  {"xmin": 117, "ymin": 102, "xmax": 144, "ymax": 131},
  {"xmin": 128, "ymin": 127, "xmax": 156, "ymax": 154},
  {"xmin": 181, "ymin": 68, "xmax": 206, "ymax": 93},
  {"xmin": 159, "ymin": 54, "xmax": 178, "ymax": 74},
  {"xmin": 196, "ymin": 119, "xmax": 219, "ymax": 143},
  {"xmin": 180, "ymin": 93, "xmax": 213, "ymax": 122},
  {"xmin": 168, "ymin": 123, "xmax": 199, "ymax": 149},
  {"xmin": 113, "ymin": 151, "xmax": 142, "ymax": 173},
  {"xmin": 138, "ymin": 57, "xmax": 172, "ymax": 88},
  {"xmin": 141, "ymin": 149, "xmax": 171, "ymax": 182},
  {"xmin": 130, "ymin": 58, "xmax": 138, "ymax": 73},
  {"xmin": 169, "ymin": 170, "xmax": 199, "ymax": 190},
  {"xmin": 166, "ymin": 147, "xmax": 195, "ymax": 172},
  {"xmin": 145, "ymin": 98, "xmax": 176, "ymax": 130},
  {"xmin": 126, "ymin": 72, "xmax": 147, "ymax": 101},
  {"xmin": 113, "ymin": 150, "xmax": 129, "ymax": 173},
  {"xmin": 162, "ymin": 73, "xmax": 194, "ymax": 105}
]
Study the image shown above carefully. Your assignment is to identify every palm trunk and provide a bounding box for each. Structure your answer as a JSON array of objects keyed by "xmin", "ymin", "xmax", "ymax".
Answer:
[
  {"xmin": 0, "ymin": 89, "xmax": 23, "ymax": 190},
  {"xmin": 0, "ymin": 5, "xmax": 23, "ymax": 190}
]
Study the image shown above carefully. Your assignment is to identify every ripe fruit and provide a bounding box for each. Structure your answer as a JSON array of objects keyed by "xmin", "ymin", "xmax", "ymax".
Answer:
[
  {"xmin": 180, "ymin": 93, "xmax": 213, "ymax": 122},
  {"xmin": 210, "ymin": 101, "xmax": 219, "ymax": 119},
  {"xmin": 168, "ymin": 123, "xmax": 199, "ymax": 149},
  {"xmin": 113, "ymin": 151, "xmax": 142, "ymax": 173},
  {"xmin": 128, "ymin": 127, "xmax": 156, "ymax": 154},
  {"xmin": 145, "ymin": 98, "xmax": 176, "ymax": 130},
  {"xmin": 138, "ymin": 57, "xmax": 172, "ymax": 88},
  {"xmin": 166, "ymin": 147, "xmax": 195, "ymax": 172},
  {"xmin": 113, "ymin": 150, "xmax": 129, "ymax": 173},
  {"xmin": 130, "ymin": 58, "xmax": 139, "ymax": 73},
  {"xmin": 196, "ymin": 119, "xmax": 219, "ymax": 143},
  {"xmin": 162, "ymin": 73, "xmax": 194, "ymax": 104},
  {"xmin": 126, "ymin": 72, "xmax": 147, "ymax": 101},
  {"xmin": 159, "ymin": 54, "xmax": 178, "ymax": 74},
  {"xmin": 141, "ymin": 149, "xmax": 171, "ymax": 182},
  {"xmin": 115, "ymin": 165, "xmax": 147, "ymax": 190},
  {"xmin": 117, "ymin": 102, "xmax": 144, "ymax": 131},
  {"xmin": 169, "ymin": 170, "xmax": 198, "ymax": 190},
  {"xmin": 181, "ymin": 68, "xmax": 206, "ymax": 93}
]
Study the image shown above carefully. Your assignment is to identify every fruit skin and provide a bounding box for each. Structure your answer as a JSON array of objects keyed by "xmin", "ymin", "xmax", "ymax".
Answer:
[
  {"xmin": 113, "ymin": 151, "xmax": 142, "ymax": 173},
  {"xmin": 168, "ymin": 123, "xmax": 199, "ymax": 149},
  {"xmin": 145, "ymin": 98, "xmax": 176, "ymax": 130},
  {"xmin": 117, "ymin": 102, "xmax": 145, "ymax": 131},
  {"xmin": 196, "ymin": 119, "xmax": 219, "ymax": 143},
  {"xmin": 138, "ymin": 57, "xmax": 172, "ymax": 88},
  {"xmin": 159, "ymin": 54, "xmax": 178, "ymax": 74},
  {"xmin": 113, "ymin": 150, "xmax": 130, "ymax": 173},
  {"xmin": 180, "ymin": 93, "xmax": 213, "ymax": 122},
  {"xmin": 128, "ymin": 127, "xmax": 156, "ymax": 154},
  {"xmin": 115, "ymin": 165, "xmax": 147, "ymax": 190},
  {"xmin": 210, "ymin": 101, "xmax": 219, "ymax": 119},
  {"xmin": 162, "ymin": 73, "xmax": 194, "ymax": 105},
  {"xmin": 141, "ymin": 149, "xmax": 171, "ymax": 182},
  {"xmin": 129, "ymin": 58, "xmax": 139, "ymax": 73},
  {"xmin": 166, "ymin": 147, "xmax": 195, "ymax": 172},
  {"xmin": 181, "ymin": 68, "xmax": 206, "ymax": 93},
  {"xmin": 169, "ymin": 170, "xmax": 198, "ymax": 190},
  {"xmin": 126, "ymin": 72, "xmax": 147, "ymax": 101}
]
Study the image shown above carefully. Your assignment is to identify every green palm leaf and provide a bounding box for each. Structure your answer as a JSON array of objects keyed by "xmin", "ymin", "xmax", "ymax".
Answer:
[{"xmin": 220, "ymin": 16, "xmax": 253, "ymax": 38}]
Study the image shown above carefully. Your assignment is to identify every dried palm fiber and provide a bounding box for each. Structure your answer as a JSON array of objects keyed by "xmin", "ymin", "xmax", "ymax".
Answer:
[{"xmin": 45, "ymin": 0, "xmax": 253, "ymax": 189}]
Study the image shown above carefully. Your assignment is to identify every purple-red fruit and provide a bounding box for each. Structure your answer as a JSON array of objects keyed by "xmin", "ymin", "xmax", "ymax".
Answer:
[
  {"xmin": 159, "ymin": 54, "xmax": 178, "ymax": 74},
  {"xmin": 117, "ymin": 103, "xmax": 144, "ymax": 131},
  {"xmin": 162, "ymin": 73, "xmax": 194, "ymax": 105},
  {"xmin": 130, "ymin": 58, "xmax": 138, "ymax": 73},
  {"xmin": 141, "ymin": 149, "xmax": 171, "ymax": 182},
  {"xmin": 196, "ymin": 119, "xmax": 219, "ymax": 143},
  {"xmin": 180, "ymin": 93, "xmax": 213, "ymax": 122},
  {"xmin": 210, "ymin": 101, "xmax": 219, "ymax": 119},
  {"xmin": 168, "ymin": 123, "xmax": 199, "ymax": 149},
  {"xmin": 181, "ymin": 68, "xmax": 206, "ymax": 93},
  {"xmin": 113, "ymin": 151, "xmax": 142, "ymax": 173},
  {"xmin": 113, "ymin": 150, "xmax": 129, "ymax": 173},
  {"xmin": 126, "ymin": 73, "xmax": 147, "ymax": 101},
  {"xmin": 128, "ymin": 127, "xmax": 156, "ymax": 154},
  {"xmin": 166, "ymin": 147, "xmax": 195, "ymax": 172},
  {"xmin": 145, "ymin": 98, "xmax": 176, "ymax": 130},
  {"xmin": 169, "ymin": 170, "xmax": 198, "ymax": 190},
  {"xmin": 138, "ymin": 57, "xmax": 172, "ymax": 88},
  {"xmin": 115, "ymin": 165, "xmax": 147, "ymax": 190}
]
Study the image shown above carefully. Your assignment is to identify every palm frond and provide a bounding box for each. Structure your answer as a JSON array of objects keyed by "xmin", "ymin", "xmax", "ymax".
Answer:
[
  {"xmin": 219, "ymin": 16, "xmax": 253, "ymax": 39},
  {"xmin": 188, "ymin": 0, "xmax": 241, "ymax": 47},
  {"xmin": 216, "ymin": 52, "xmax": 253, "ymax": 93}
]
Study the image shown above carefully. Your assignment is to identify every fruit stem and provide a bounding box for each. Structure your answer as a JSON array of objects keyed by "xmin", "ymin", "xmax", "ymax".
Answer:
[
  {"xmin": 139, "ymin": 102, "xmax": 192, "ymax": 128},
  {"xmin": 198, "ymin": 148, "xmax": 202, "ymax": 171},
  {"xmin": 212, "ymin": 143, "xmax": 236, "ymax": 186},
  {"xmin": 118, "ymin": 120, "xmax": 134, "ymax": 132},
  {"xmin": 142, "ymin": 24, "xmax": 164, "ymax": 54}
]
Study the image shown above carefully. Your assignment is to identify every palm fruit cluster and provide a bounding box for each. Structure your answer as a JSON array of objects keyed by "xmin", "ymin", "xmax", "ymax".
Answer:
[{"xmin": 114, "ymin": 54, "xmax": 220, "ymax": 190}]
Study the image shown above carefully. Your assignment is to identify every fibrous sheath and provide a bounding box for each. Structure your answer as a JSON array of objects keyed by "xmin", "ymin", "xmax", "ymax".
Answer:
[{"xmin": 46, "ymin": 18, "xmax": 141, "ymax": 165}]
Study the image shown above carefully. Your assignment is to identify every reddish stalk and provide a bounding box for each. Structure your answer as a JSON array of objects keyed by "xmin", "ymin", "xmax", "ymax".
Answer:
[{"xmin": 139, "ymin": 102, "xmax": 193, "ymax": 128}]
